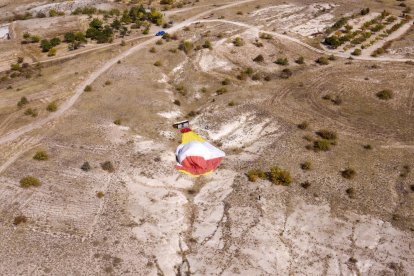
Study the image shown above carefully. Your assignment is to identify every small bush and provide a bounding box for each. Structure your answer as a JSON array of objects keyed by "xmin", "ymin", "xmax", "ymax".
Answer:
[
  {"xmin": 295, "ymin": 56, "xmax": 305, "ymax": 64},
  {"xmin": 96, "ymin": 191, "xmax": 105, "ymax": 198},
  {"xmin": 328, "ymin": 54, "xmax": 336, "ymax": 61},
  {"xmin": 24, "ymin": 108, "xmax": 38, "ymax": 117},
  {"xmin": 280, "ymin": 68, "xmax": 292, "ymax": 79},
  {"xmin": 253, "ymin": 54, "xmax": 264, "ymax": 62},
  {"xmin": 313, "ymin": 139, "xmax": 331, "ymax": 151},
  {"xmin": 346, "ymin": 188, "xmax": 356, "ymax": 198},
  {"xmin": 179, "ymin": 40, "xmax": 194, "ymax": 54},
  {"xmin": 113, "ymin": 119, "xmax": 122, "ymax": 125},
  {"xmin": 46, "ymin": 102, "xmax": 58, "ymax": 112},
  {"xmin": 316, "ymin": 129, "xmax": 337, "ymax": 140},
  {"xmin": 233, "ymin": 37, "xmax": 244, "ymax": 47},
  {"xmin": 13, "ymin": 215, "xmax": 28, "ymax": 225},
  {"xmin": 246, "ymin": 169, "xmax": 267, "ymax": 182},
  {"xmin": 363, "ymin": 144, "xmax": 372, "ymax": 150},
  {"xmin": 400, "ymin": 165, "xmax": 411, "ymax": 178},
  {"xmin": 105, "ymin": 80, "xmax": 111, "ymax": 86},
  {"xmin": 275, "ymin": 57, "xmax": 288, "ymax": 66},
  {"xmin": 332, "ymin": 96, "xmax": 342, "ymax": 105},
  {"xmin": 341, "ymin": 168, "xmax": 356, "ymax": 179},
  {"xmin": 81, "ymin": 162, "xmax": 91, "ymax": 171},
  {"xmin": 84, "ymin": 85, "xmax": 92, "ymax": 92},
  {"xmin": 322, "ymin": 94, "xmax": 332, "ymax": 100},
  {"xmin": 154, "ymin": 60, "xmax": 162, "ymax": 67},
  {"xmin": 301, "ymin": 161, "xmax": 312, "ymax": 171},
  {"xmin": 202, "ymin": 40, "xmax": 212, "ymax": 49},
  {"xmin": 173, "ymin": 99, "xmax": 181, "ymax": 106},
  {"xmin": 228, "ymin": 101, "xmax": 236, "ymax": 107},
  {"xmin": 221, "ymin": 78, "xmax": 230, "ymax": 85},
  {"xmin": 156, "ymin": 40, "xmax": 163, "ymax": 45},
  {"xmin": 216, "ymin": 87, "xmax": 228, "ymax": 95},
  {"xmin": 316, "ymin": 56, "xmax": 329, "ymax": 65},
  {"xmin": 33, "ymin": 150, "xmax": 48, "ymax": 161},
  {"xmin": 297, "ymin": 121, "xmax": 309, "ymax": 130},
  {"xmin": 47, "ymin": 48, "xmax": 57, "ymax": 57},
  {"xmin": 270, "ymin": 167, "xmax": 292, "ymax": 186},
  {"xmin": 20, "ymin": 176, "xmax": 41, "ymax": 188},
  {"xmin": 101, "ymin": 161, "xmax": 115, "ymax": 172},
  {"xmin": 351, "ymin": 48, "xmax": 362, "ymax": 56},
  {"xmin": 149, "ymin": 47, "xmax": 157, "ymax": 53},
  {"xmin": 376, "ymin": 89, "xmax": 393, "ymax": 100},
  {"xmin": 301, "ymin": 181, "xmax": 311, "ymax": 189},
  {"xmin": 17, "ymin": 97, "xmax": 29, "ymax": 108},
  {"xmin": 259, "ymin": 33, "xmax": 272, "ymax": 40}
]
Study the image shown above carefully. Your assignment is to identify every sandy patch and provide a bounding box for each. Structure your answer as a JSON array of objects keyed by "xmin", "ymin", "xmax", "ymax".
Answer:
[
  {"xmin": 195, "ymin": 50, "xmax": 233, "ymax": 72},
  {"xmin": 157, "ymin": 110, "xmax": 182, "ymax": 119}
]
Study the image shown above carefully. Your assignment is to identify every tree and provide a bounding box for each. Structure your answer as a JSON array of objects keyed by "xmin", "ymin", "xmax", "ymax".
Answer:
[
  {"xmin": 89, "ymin": 18, "xmax": 103, "ymax": 29},
  {"xmin": 40, "ymin": 39, "xmax": 52, "ymax": 52},
  {"xmin": 64, "ymin": 32, "xmax": 75, "ymax": 43},
  {"xmin": 50, "ymin": 37, "xmax": 61, "ymax": 47}
]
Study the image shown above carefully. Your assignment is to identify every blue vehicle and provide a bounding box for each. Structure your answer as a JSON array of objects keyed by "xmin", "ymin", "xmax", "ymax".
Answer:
[{"xmin": 155, "ymin": 31, "xmax": 166, "ymax": 36}]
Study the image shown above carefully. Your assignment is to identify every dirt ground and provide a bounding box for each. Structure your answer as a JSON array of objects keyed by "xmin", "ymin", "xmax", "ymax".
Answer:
[{"xmin": 0, "ymin": 0, "xmax": 413, "ymax": 275}]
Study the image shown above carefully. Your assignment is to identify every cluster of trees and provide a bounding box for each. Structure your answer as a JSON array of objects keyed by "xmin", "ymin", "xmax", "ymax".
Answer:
[{"xmin": 85, "ymin": 18, "xmax": 114, "ymax": 43}]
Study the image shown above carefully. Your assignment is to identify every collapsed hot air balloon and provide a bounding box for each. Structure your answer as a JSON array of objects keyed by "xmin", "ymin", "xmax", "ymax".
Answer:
[{"xmin": 174, "ymin": 121, "xmax": 225, "ymax": 177}]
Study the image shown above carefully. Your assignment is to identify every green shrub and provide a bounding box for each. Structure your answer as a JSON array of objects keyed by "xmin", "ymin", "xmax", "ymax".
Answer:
[
  {"xmin": 154, "ymin": 60, "xmax": 162, "ymax": 67},
  {"xmin": 341, "ymin": 168, "xmax": 356, "ymax": 179},
  {"xmin": 316, "ymin": 129, "xmax": 337, "ymax": 140},
  {"xmin": 376, "ymin": 89, "xmax": 393, "ymax": 100},
  {"xmin": 47, "ymin": 48, "xmax": 57, "ymax": 57},
  {"xmin": 101, "ymin": 161, "xmax": 115, "ymax": 172},
  {"xmin": 149, "ymin": 47, "xmax": 156, "ymax": 53},
  {"xmin": 113, "ymin": 119, "xmax": 122, "ymax": 125},
  {"xmin": 84, "ymin": 85, "xmax": 92, "ymax": 92},
  {"xmin": 46, "ymin": 101, "xmax": 58, "ymax": 112},
  {"xmin": 96, "ymin": 191, "xmax": 105, "ymax": 198},
  {"xmin": 275, "ymin": 57, "xmax": 288, "ymax": 66},
  {"xmin": 351, "ymin": 48, "xmax": 362, "ymax": 56},
  {"xmin": 179, "ymin": 40, "xmax": 194, "ymax": 54},
  {"xmin": 328, "ymin": 54, "xmax": 336, "ymax": 61},
  {"xmin": 259, "ymin": 33, "xmax": 272, "ymax": 40},
  {"xmin": 269, "ymin": 167, "xmax": 292, "ymax": 186},
  {"xmin": 316, "ymin": 56, "xmax": 329, "ymax": 65},
  {"xmin": 246, "ymin": 169, "xmax": 267, "ymax": 182},
  {"xmin": 33, "ymin": 150, "xmax": 48, "ymax": 161},
  {"xmin": 20, "ymin": 176, "xmax": 41, "ymax": 188},
  {"xmin": 202, "ymin": 40, "xmax": 212, "ymax": 49},
  {"xmin": 233, "ymin": 37, "xmax": 244, "ymax": 46},
  {"xmin": 11, "ymin": 63, "xmax": 21, "ymax": 71},
  {"xmin": 17, "ymin": 97, "xmax": 29, "ymax": 108},
  {"xmin": 228, "ymin": 101, "xmax": 236, "ymax": 107},
  {"xmin": 24, "ymin": 108, "xmax": 38, "ymax": 117},
  {"xmin": 301, "ymin": 161, "xmax": 312, "ymax": 171},
  {"xmin": 295, "ymin": 56, "xmax": 305, "ymax": 64},
  {"xmin": 313, "ymin": 139, "xmax": 331, "ymax": 151}
]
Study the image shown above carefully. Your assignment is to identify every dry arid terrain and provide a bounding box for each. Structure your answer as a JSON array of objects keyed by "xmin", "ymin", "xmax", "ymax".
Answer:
[{"xmin": 0, "ymin": 0, "xmax": 414, "ymax": 275}]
